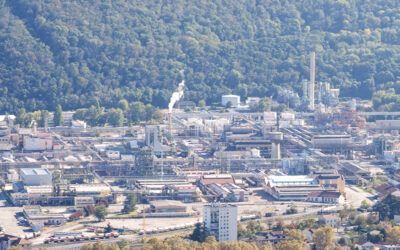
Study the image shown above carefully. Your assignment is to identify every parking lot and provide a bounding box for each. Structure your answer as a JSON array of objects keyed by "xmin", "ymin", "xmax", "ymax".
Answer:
[{"xmin": 0, "ymin": 193, "xmax": 27, "ymax": 237}]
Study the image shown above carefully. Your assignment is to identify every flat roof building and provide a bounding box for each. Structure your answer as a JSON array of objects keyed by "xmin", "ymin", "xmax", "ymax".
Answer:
[
  {"xmin": 149, "ymin": 200, "xmax": 187, "ymax": 213},
  {"xmin": 20, "ymin": 168, "xmax": 52, "ymax": 186}
]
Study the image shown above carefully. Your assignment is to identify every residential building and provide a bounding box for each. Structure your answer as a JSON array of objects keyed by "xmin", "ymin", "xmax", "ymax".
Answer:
[
  {"xmin": 203, "ymin": 203, "xmax": 237, "ymax": 242},
  {"xmin": 307, "ymin": 191, "xmax": 344, "ymax": 204},
  {"xmin": 319, "ymin": 214, "xmax": 340, "ymax": 228}
]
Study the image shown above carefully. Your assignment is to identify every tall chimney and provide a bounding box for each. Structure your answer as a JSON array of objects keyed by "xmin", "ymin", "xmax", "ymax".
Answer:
[{"xmin": 309, "ymin": 52, "xmax": 315, "ymax": 110}]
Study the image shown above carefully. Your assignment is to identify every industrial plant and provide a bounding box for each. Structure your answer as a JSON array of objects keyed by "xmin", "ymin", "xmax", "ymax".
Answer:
[{"xmin": 0, "ymin": 55, "xmax": 397, "ymax": 249}]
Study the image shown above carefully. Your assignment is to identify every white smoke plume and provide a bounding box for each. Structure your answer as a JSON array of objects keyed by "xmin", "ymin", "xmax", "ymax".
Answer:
[{"xmin": 168, "ymin": 70, "xmax": 185, "ymax": 113}]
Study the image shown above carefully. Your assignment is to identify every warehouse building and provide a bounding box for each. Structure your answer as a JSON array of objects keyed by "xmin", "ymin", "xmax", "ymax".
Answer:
[
  {"xmin": 149, "ymin": 200, "xmax": 187, "ymax": 213},
  {"xmin": 205, "ymin": 183, "xmax": 249, "ymax": 202},
  {"xmin": 20, "ymin": 168, "xmax": 52, "ymax": 186},
  {"xmin": 262, "ymin": 175, "xmax": 330, "ymax": 201}
]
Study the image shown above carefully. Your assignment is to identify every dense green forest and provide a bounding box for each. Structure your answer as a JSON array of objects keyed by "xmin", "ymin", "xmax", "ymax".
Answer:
[{"xmin": 2, "ymin": 0, "xmax": 400, "ymax": 113}]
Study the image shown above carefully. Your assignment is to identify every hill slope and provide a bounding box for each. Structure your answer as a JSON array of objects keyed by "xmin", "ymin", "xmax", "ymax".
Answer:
[{"xmin": 1, "ymin": 0, "xmax": 400, "ymax": 112}]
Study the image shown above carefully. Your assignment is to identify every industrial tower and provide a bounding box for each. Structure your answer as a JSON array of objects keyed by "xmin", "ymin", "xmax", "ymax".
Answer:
[{"xmin": 308, "ymin": 52, "xmax": 315, "ymax": 111}]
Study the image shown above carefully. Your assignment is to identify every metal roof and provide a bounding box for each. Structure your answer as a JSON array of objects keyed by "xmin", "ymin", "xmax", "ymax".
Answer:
[{"xmin": 20, "ymin": 168, "xmax": 50, "ymax": 176}]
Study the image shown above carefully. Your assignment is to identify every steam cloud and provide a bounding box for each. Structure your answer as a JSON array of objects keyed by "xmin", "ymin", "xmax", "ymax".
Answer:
[{"xmin": 168, "ymin": 70, "xmax": 185, "ymax": 113}]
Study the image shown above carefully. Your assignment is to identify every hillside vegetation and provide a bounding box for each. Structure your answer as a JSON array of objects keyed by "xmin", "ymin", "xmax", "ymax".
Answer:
[{"xmin": 1, "ymin": 0, "xmax": 400, "ymax": 112}]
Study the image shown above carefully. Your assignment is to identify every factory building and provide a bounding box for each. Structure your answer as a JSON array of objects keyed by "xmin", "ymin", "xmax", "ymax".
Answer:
[
  {"xmin": 20, "ymin": 168, "xmax": 52, "ymax": 186},
  {"xmin": 149, "ymin": 200, "xmax": 187, "ymax": 213},
  {"xmin": 10, "ymin": 183, "xmax": 114, "ymax": 207},
  {"xmin": 203, "ymin": 203, "xmax": 237, "ymax": 242},
  {"xmin": 313, "ymin": 170, "xmax": 346, "ymax": 194},
  {"xmin": 74, "ymin": 197, "xmax": 95, "ymax": 209},
  {"xmin": 312, "ymin": 134, "xmax": 353, "ymax": 150},
  {"xmin": 144, "ymin": 125, "xmax": 169, "ymax": 156},
  {"xmin": 205, "ymin": 183, "xmax": 249, "ymax": 202},
  {"xmin": 262, "ymin": 175, "xmax": 332, "ymax": 201},
  {"xmin": 200, "ymin": 174, "xmax": 234, "ymax": 186},
  {"xmin": 23, "ymin": 205, "xmax": 66, "ymax": 232},
  {"xmin": 23, "ymin": 134, "xmax": 53, "ymax": 151},
  {"xmin": 135, "ymin": 179, "xmax": 201, "ymax": 203},
  {"xmin": 68, "ymin": 184, "xmax": 111, "ymax": 196},
  {"xmin": 376, "ymin": 120, "xmax": 400, "ymax": 130}
]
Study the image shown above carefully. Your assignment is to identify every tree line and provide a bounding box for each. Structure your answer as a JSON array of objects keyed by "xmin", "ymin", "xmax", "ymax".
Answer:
[{"xmin": 14, "ymin": 100, "xmax": 163, "ymax": 128}]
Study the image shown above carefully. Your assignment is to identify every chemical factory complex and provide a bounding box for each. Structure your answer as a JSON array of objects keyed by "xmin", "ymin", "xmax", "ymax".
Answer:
[{"xmin": 0, "ymin": 54, "xmax": 400, "ymax": 249}]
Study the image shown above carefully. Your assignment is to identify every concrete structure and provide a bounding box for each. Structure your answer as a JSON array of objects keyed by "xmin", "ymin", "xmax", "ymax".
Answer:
[
  {"xmin": 266, "ymin": 132, "xmax": 283, "ymax": 160},
  {"xmin": 20, "ymin": 168, "xmax": 52, "ymax": 186},
  {"xmin": 203, "ymin": 203, "xmax": 237, "ymax": 242},
  {"xmin": 221, "ymin": 95, "xmax": 240, "ymax": 107},
  {"xmin": 23, "ymin": 134, "xmax": 53, "ymax": 151},
  {"xmin": 309, "ymin": 52, "xmax": 315, "ymax": 110}
]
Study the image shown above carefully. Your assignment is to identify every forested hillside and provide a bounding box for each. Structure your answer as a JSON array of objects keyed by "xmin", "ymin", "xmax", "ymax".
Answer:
[{"xmin": 1, "ymin": 0, "xmax": 400, "ymax": 112}]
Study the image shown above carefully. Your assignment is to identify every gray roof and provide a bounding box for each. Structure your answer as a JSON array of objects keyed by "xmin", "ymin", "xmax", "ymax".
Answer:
[
  {"xmin": 20, "ymin": 168, "xmax": 50, "ymax": 176},
  {"xmin": 149, "ymin": 200, "xmax": 185, "ymax": 208}
]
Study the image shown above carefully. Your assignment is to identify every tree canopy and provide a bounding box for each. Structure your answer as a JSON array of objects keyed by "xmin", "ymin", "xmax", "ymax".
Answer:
[
  {"xmin": 94, "ymin": 205, "xmax": 108, "ymax": 221},
  {"xmin": 1, "ymin": 1, "xmax": 400, "ymax": 113}
]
